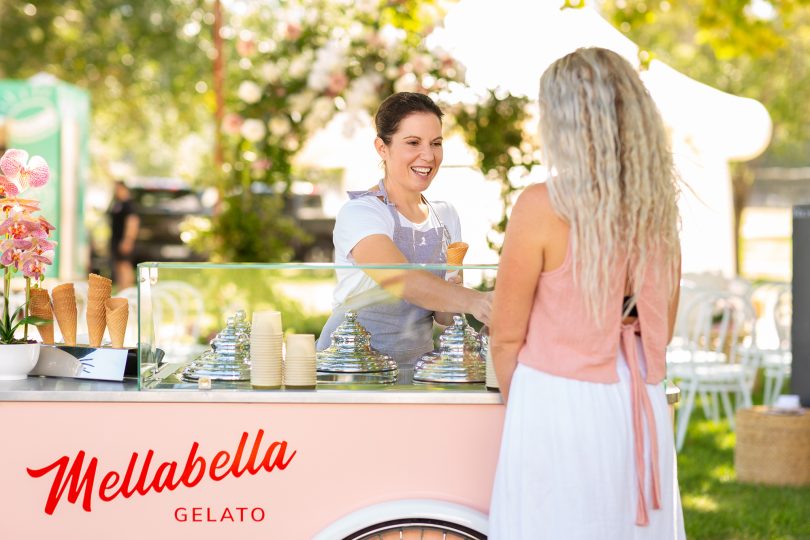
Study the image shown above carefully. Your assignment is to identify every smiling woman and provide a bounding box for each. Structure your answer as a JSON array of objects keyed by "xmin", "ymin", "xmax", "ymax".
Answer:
[{"xmin": 316, "ymin": 92, "xmax": 492, "ymax": 383}]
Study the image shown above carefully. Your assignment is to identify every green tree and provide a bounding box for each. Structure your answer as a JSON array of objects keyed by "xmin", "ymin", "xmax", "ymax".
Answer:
[
  {"xmin": 601, "ymin": 0, "xmax": 810, "ymax": 269},
  {"xmin": 601, "ymin": 0, "xmax": 810, "ymax": 164},
  {"xmin": 0, "ymin": 0, "xmax": 212, "ymax": 178},
  {"xmin": 1, "ymin": 0, "xmax": 538, "ymax": 262}
]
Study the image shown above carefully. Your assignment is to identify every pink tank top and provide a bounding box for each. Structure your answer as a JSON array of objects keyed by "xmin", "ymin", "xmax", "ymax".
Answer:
[{"xmin": 517, "ymin": 239, "xmax": 671, "ymax": 385}]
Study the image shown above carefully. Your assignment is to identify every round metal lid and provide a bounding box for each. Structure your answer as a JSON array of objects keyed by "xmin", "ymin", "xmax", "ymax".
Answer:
[
  {"xmin": 316, "ymin": 311, "xmax": 398, "ymax": 382},
  {"xmin": 182, "ymin": 314, "xmax": 251, "ymax": 382},
  {"xmin": 413, "ymin": 315, "xmax": 485, "ymax": 384}
]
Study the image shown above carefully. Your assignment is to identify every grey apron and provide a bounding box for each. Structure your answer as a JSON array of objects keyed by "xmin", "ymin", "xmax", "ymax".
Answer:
[{"xmin": 317, "ymin": 180, "xmax": 450, "ymax": 383}]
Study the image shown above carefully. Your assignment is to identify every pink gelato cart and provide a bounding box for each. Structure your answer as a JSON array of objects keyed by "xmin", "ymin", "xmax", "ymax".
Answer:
[{"xmin": 0, "ymin": 262, "xmax": 505, "ymax": 539}]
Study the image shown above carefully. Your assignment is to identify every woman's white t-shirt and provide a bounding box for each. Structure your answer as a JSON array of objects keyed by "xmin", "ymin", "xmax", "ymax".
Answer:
[{"xmin": 331, "ymin": 195, "xmax": 462, "ymax": 307}]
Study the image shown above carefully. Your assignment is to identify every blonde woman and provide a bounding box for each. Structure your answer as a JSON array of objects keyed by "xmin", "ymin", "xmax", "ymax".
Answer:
[{"xmin": 489, "ymin": 48, "xmax": 685, "ymax": 539}]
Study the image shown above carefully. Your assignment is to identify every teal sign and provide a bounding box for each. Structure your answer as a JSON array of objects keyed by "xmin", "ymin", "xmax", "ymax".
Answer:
[{"xmin": 0, "ymin": 79, "xmax": 90, "ymax": 279}]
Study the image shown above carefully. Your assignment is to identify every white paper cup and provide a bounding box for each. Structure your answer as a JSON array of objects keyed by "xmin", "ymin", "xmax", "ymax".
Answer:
[
  {"xmin": 252, "ymin": 310, "xmax": 283, "ymax": 334},
  {"xmin": 285, "ymin": 334, "xmax": 316, "ymax": 356}
]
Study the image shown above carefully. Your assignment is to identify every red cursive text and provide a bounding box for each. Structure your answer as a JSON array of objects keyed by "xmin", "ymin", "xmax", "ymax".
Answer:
[{"xmin": 26, "ymin": 429, "xmax": 296, "ymax": 515}]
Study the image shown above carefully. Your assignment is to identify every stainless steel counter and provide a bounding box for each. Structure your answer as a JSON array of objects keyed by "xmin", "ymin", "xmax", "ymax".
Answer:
[
  {"xmin": 0, "ymin": 377, "xmax": 677, "ymax": 405},
  {"xmin": 0, "ymin": 376, "xmax": 504, "ymax": 404}
]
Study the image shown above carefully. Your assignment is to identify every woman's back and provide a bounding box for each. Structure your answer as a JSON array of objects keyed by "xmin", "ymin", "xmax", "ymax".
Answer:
[{"xmin": 514, "ymin": 183, "xmax": 671, "ymax": 385}]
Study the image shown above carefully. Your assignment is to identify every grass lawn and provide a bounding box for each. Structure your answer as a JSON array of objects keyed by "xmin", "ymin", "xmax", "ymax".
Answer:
[{"xmin": 678, "ymin": 401, "xmax": 810, "ymax": 539}]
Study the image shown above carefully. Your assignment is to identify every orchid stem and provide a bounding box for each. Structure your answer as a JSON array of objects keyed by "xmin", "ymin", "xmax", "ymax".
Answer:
[
  {"xmin": 3, "ymin": 267, "xmax": 9, "ymax": 327},
  {"xmin": 23, "ymin": 276, "xmax": 30, "ymax": 341}
]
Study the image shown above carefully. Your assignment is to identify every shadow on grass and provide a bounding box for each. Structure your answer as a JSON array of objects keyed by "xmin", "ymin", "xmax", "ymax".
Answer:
[{"xmin": 678, "ymin": 405, "xmax": 810, "ymax": 540}]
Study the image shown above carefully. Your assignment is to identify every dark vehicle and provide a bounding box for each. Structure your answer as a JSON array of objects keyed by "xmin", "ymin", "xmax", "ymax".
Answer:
[
  {"xmin": 250, "ymin": 182, "xmax": 336, "ymax": 262},
  {"xmin": 129, "ymin": 178, "xmax": 211, "ymax": 264},
  {"xmin": 288, "ymin": 192, "xmax": 335, "ymax": 262}
]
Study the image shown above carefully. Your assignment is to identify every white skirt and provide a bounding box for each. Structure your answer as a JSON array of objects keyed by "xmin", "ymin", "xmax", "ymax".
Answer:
[{"xmin": 489, "ymin": 337, "xmax": 685, "ymax": 540}]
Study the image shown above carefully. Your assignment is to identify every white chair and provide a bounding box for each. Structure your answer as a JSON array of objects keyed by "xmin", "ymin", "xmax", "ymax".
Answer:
[
  {"xmin": 669, "ymin": 290, "xmax": 759, "ymax": 451},
  {"xmin": 118, "ymin": 281, "xmax": 205, "ymax": 361},
  {"xmin": 752, "ymin": 282, "xmax": 792, "ymax": 405}
]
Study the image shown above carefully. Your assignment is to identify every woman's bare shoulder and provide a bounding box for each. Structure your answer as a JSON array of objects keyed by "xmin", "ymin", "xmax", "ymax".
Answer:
[{"xmin": 514, "ymin": 183, "xmax": 559, "ymax": 221}]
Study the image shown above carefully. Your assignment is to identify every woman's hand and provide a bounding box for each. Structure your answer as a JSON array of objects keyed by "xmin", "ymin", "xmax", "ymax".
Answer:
[{"xmin": 466, "ymin": 289, "xmax": 493, "ymax": 326}]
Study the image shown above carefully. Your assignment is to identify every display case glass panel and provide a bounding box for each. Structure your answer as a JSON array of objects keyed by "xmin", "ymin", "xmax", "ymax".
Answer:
[{"xmin": 137, "ymin": 262, "xmax": 497, "ymax": 391}]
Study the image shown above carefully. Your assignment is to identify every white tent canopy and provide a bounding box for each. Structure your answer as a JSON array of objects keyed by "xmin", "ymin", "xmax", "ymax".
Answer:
[
  {"xmin": 437, "ymin": 0, "xmax": 771, "ymax": 161},
  {"xmin": 437, "ymin": 0, "xmax": 772, "ymax": 276},
  {"xmin": 298, "ymin": 0, "xmax": 772, "ymax": 275}
]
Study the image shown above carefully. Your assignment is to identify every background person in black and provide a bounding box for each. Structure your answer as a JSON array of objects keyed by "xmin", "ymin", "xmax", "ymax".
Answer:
[{"xmin": 108, "ymin": 180, "xmax": 140, "ymax": 289}]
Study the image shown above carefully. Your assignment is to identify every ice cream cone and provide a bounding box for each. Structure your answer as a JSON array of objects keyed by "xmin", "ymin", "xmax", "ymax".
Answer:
[
  {"xmin": 29, "ymin": 288, "xmax": 54, "ymax": 344},
  {"xmin": 86, "ymin": 275, "xmax": 112, "ymax": 347},
  {"xmin": 88, "ymin": 273, "xmax": 112, "ymax": 289},
  {"xmin": 87, "ymin": 312, "xmax": 106, "ymax": 347},
  {"xmin": 105, "ymin": 298, "xmax": 129, "ymax": 348},
  {"xmin": 51, "ymin": 285, "xmax": 77, "ymax": 346},
  {"xmin": 446, "ymin": 242, "xmax": 469, "ymax": 266}
]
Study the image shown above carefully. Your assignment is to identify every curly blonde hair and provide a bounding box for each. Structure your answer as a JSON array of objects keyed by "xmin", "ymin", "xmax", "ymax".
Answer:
[{"xmin": 538, "ymin": 47, "xmax": 680, "ymax": 323}]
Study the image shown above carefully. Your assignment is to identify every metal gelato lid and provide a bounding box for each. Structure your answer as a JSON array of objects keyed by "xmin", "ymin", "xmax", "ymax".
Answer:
[
  {"xmin": 316, "ymin": 311, "xmax": 398, "ymax": 384},
  {"xmin": 413, "ymin": 315, "xmax": 485, "ymax": 384},
  {"xmin": 182, "ymin": 314, "xmax": 251, "ymax": 382}
]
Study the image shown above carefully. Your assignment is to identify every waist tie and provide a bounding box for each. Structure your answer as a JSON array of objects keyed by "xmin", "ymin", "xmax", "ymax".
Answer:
[{"xmin": 621, "ymin": 321, "xmax": 661, "ymax": 526}]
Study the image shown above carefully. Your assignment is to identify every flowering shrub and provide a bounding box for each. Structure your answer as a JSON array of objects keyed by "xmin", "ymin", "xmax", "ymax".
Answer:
[
  {"xmin": 198, "ymin": 0, "xmax": 473, "ymax": 262},
  {"xmin": 0, "ymin": 149, "xmax": 56, "ymax": 343},
  {"xmin": 183, "ymin": 0, "xmax": 539, "ymax": 262}
]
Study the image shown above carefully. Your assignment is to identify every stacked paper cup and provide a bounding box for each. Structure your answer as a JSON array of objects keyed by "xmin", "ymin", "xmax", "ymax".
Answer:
[
  {"xmin": 284, "ymin": 334, "xmax": 317, "ymax": 389},
  {"xmin": 250, "ymin": 310, "xmax": 283, "ymax": 389},
  {"xmin": 485, "ymin": 344, "xmax": 499, "ymax": 392}
]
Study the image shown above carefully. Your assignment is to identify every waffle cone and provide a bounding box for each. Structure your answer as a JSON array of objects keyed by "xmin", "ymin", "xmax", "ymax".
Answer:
[
  {"xmin": 89, "ymin": 273, "xmax": 112, "ymax": 288},
  {"xmin": 52, "ymin": 283, "xmax": 75, "ymax": 297},
  {"xmin": 87, "ymin": 312, "xmax": 107, "ymax": 347},
  {"xmin": 105, "ymin": 297, "xmax": 128, "ymax": 311},
  {"xmin": 105, "ymin": 300, "xmax": 129, "ymax": 348},
  {"xmin": 52, "ymin": 295, "xmax": 77, "ymax": 346},
  {"xmin": 446, "ymin": 242, "xmax": 469, "ymax": 266},
  {"xmin": 29, "ymin": 288, "xmax": 55, "ymax": 344},
  {"xmin": 88, "ymin": 288, "xmax": 112, "ymax": 299}
]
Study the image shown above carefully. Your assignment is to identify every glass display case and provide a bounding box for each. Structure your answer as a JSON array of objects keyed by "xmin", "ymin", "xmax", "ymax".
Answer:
[{"xmin": 137, "ymin": 262, "xmax": 497, "ymax": 391}]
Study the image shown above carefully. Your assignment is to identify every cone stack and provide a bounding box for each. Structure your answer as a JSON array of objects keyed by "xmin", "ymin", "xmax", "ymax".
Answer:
[
  {"xmin": 51, "ymin": 283, "xmax": 77, "ymax": 345},
  {"xmin": 29, "ymin": 288, "xmax": 54, "ymax": 344},
  {"xmin": 87, "ymin": 273, "xmax": 112, "ymax": 347},
  {"xmin": 105, "ymin": 297, "xmax": 129, "ymax": 348}
]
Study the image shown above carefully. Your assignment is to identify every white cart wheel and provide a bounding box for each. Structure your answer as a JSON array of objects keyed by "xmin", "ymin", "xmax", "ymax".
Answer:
[{"xmin": 314, "ymin": 499, "xmax": 488, "ymax": 540}]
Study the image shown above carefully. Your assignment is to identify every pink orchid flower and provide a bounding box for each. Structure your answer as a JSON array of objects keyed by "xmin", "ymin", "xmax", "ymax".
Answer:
[
  {"xmin": 0, "ymin": 197, "xmax": 41, "ymax": 215},
  {"xmin": 0, "ymin": 149, "xmax": 50, "ymax": 192},
  {"xmin": 38, "ymin": 216, "xmax": 57, "ymax": 236},
  {"xmin": 1, "ymin": 245, "xmax": 23, "ymax": 269},
  {"xmin": 0, "ymin": 237, "xmax": 33, "ymax": 252},
  {"xmin": 21, "ymin": 254, "xmax": 51, "ymax": 279},
  {"xmin": 28, "ymin": 237, "xmax": 56, "ymax": 256},
  {"xmin": 0, "ymin": 176, "xmax": 19, "ymax": 198},
  {"xmin": 0, "ymin": 210, "xmax": 47, "ymax": 240}
]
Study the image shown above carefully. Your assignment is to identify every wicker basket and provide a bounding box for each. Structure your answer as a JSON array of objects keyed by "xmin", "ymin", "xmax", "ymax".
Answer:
[{"xmin": 735, "ymin": 406, "xmax": 810, "ymax": 486}]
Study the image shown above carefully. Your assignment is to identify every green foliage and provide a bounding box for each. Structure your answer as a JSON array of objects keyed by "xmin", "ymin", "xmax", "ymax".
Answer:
[
  {"xmin": 678, "ymin": 397, "xmax": 810, "ymax": 539},
  {"xmin": 602, "ymin": 0, "xmax": 810, "ymax": 166},
  {"xmin": 1, "ymin": 0, "xmax": 539, "ymax": 261},
  {"xmin": 0, "ymin": 0, "xmax": 211, "ymax": 177},
  {"xmin": 453, "ymin": 91, "xmax": 540, "ymax": 251},
  {"xmin": 202, "ymin": 192, "xmax": 309, "ymax": 263}
]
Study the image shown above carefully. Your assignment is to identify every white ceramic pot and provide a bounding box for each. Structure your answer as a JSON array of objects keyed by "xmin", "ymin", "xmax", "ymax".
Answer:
[{"xmin": 0, "ymin": 343, "xmax": 40, "ymax": 380}]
